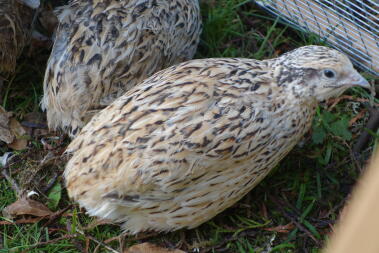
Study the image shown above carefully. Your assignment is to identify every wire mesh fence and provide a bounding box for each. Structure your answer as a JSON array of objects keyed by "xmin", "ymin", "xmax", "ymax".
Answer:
[{"xmin": 254, "ymin": 0, "xmax": 379, "ymax": 76}]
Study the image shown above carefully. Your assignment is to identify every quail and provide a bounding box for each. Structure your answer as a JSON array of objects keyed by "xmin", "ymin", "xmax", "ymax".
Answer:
[
  {"xmin": 64, "ymin": 46, "xmax": 370, "ymax": 233},
  {"xmin": 41, "ymin": 0, "xmax": 202, "ymax": 137},
  {"xmin": 0, "ymin": 0, "xmax": 39, "ymax": 73}
]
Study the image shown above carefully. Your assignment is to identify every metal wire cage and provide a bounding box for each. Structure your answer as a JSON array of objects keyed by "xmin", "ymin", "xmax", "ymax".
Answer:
[{"xmin": 255, "ymin": 0, "xmax": 379, "ymax": 76}]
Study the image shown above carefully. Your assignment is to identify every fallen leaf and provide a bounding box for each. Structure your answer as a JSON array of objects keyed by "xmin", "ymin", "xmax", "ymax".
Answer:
[
  {"xmin": 8, "ymin": 118, "xmax": 28, "ymax": 150},
  {"xmin": 2, "ymin": 197, "xmax": 53, "ymax": 219},
  {"xmin": 0, "ymin": 106, "xmax": 14, "ymax": 144},
  {"xmin": 0, "ymin": 106, "xmax": 28, "ymax": 149},
  {"xmin": 8, "ymin": 138, "xmax": 28, "ymax": 150},
  {"xmin": 9, "ymin": 117, "xmax": 26, "ymax": 137},
  {"xmin": 124, "ymin": 242, "xmax": 185, "ymax": 253}
]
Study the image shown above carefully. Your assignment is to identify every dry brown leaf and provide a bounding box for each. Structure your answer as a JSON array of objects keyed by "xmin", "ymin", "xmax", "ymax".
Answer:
[
  {"xmin": 124, "ymin": 242, "xmax": 185, "ymax": 253},
  {"xmin": 8, "ymin": 117, "xmax": 27, "ymax": 150},
  {"xmin": 9, "ymin": 117, "xmax": 26, "ymax": 137},
  {"xmin": 0, "ymin": 106, "xmax": 14, "ymax": 143},
  {"xmin": 2, "ymin": 197, "xmax": 53, "ymax": 219},
  {"xmin": 8, "ymin": 138, "xmax": 28, "ymax": 150},
  {"xmin": 0, "ymin": 106, "xmax": 28, "ymax": 149}
]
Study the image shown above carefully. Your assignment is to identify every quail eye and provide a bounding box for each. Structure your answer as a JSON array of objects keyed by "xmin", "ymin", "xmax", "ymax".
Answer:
[{"xmin": 323, "ymin": 69, "xmax": 336, "ymax": 79}]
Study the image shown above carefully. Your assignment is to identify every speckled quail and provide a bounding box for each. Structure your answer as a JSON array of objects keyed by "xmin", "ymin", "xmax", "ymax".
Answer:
[
  {"xmin": 41, "ymin": 0, "xmax": 202, "ymax": 137},
  {"xmin": 64, "ymin": 46, "xmax": 370, "ymax": 233}
]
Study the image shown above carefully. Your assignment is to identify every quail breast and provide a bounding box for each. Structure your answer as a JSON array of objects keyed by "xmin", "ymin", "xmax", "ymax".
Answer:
[
  {"xmin": 65, "ymin": 46, "xmax": 369, "ymax": 233},
  {"xmin": 41, "ymin": 0, "xmax": 202, "ymax": 137}
]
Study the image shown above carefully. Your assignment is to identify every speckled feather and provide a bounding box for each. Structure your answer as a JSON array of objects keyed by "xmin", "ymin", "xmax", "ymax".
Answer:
[
  {"xmin": 41, "ymin": 0, "xmax": 202, "ymax": 136},
  {"xmin": 65, "ymin": 46, "xmax": 369, "ymax": 233},
  {"xmin": 0, "ymin": 0, "xmax": 38, "ymax": 73}
]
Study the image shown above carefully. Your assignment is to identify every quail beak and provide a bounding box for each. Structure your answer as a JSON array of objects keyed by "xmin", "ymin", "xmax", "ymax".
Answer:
[{"xmin": 348, "ymin": 73, "xmax": 370, "ymax": 89}]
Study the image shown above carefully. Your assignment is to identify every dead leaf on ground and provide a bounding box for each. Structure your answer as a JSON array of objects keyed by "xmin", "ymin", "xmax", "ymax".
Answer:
[
  {"xmin": 0, "ymin": 106, "xmax": 14, "ymax": 144},
  {"xmin": 0, "ymin": 106, "xmax": 28, "ymax": 150},
  {"xmin": 2, "ymin": 196, "xmax": 53, "ymax": 219},
  {"xmin": 124, "ymin": 242, "xmax": 185, "ymax": 253},
  {"xmin": 8, "ymin": 118, "xmax": 28, "ymax": 150}
]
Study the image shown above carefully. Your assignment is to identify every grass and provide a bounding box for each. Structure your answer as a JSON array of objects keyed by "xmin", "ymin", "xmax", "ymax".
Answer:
[{"xmin": 1, "ymin": 0, "xmax": 378, "ymax": 252}]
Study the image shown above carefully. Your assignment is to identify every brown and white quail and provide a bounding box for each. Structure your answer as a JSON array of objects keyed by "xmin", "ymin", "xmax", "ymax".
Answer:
[
  {"xmin": 64, "ymin": 46, "xmax": 370, "ymax": 233},
  {"xmin": 41, "ymin": 0, "xmax": 202, "ymax": 137}
]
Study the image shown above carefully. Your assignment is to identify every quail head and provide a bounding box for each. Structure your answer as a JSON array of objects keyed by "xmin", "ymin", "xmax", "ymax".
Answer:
[
  {"xmin": 41, "ymin": 0, "xmax": 202, "ymax": 137},
  {"xmin": 64, "ymin": 45, "xmax": 369, "ymax": 233}
]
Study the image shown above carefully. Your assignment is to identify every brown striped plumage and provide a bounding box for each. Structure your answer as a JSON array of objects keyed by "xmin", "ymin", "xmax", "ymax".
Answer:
[
  {"xmin": 64, "ymin": 46, "xmax": 369, "ymax": 233},
  {"xmin": 41, "ymin": 0, "xmax": 202, "ymax": 137},
  {"xmin": 0, "ymin": 0, "xmax": 39, "ymax": 73}
]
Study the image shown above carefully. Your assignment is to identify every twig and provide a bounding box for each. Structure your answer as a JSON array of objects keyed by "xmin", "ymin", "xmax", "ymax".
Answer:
[
  {"xmin": 349, "ymin": 109, "xmax": 367, "ymax": 126},
  {"xmin": 40, "ymin": 151, "xmax": 57, "ymax": 167},
  {"xmin": 320, "ymin": 195, "xmax": 351, "ymax": 220},
  {"xmin": 42, "ymin": 205, "xmax": 72, "ymax": 227},
  {"xmin": 327, "ymin": 95, "xmax": 379, "ymax": 110},
  {"xmin": 323, "ymin": 148, "xmax": 369, "ymax": 172},
  {"xmin": 337, "ymin": 137, "xmax": 362, "ymax": 172},
  {"xmin": 269, "ymin": 196, "xmax": 321, "ymax": 246},
  {"xmin": 281, "ymin": 210, "xmax": 320, "ymax": 245},
  {"xmin": 103, "ymin": 234, "xmax": 128, "ymax": 253},
  {"xmin": 174, "ymin": 231, "xmax": 189, "ymax": 250},
  {"xmin": 85, "ymin": 238, "xmax": 90, "ymax": 253},
  {"xmin": 76, "ymin": 228, "xmax": 120, "ymax": 253}
]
